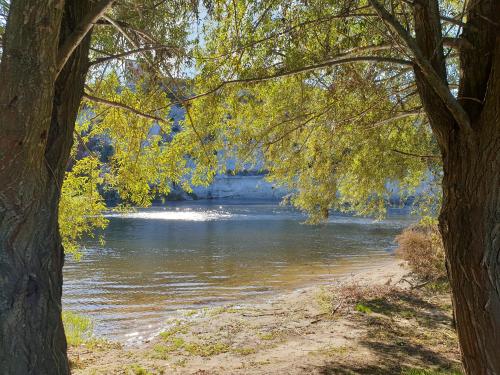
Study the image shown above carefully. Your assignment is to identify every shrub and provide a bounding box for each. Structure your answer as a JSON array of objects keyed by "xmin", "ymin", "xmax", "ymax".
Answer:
[{"xmin": 396, "ymin": 223, "xmax": 446, "ymax": 281}]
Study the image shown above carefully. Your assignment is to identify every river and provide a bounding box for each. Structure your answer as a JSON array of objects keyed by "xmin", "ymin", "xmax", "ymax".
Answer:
[{"xmin": 62, "ymin": 200, "xmax": 413, "ymax": 343}]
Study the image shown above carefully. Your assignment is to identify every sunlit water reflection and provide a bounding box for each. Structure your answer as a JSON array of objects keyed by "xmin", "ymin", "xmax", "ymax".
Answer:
[{"xmin": 63, "ymin": 200, "xmax": 414, "ymax": 342}]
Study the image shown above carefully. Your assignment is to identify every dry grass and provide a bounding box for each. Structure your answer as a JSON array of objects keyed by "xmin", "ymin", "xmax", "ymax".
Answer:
[
  {"xmin": 396, "ymin": 224, "xmax": 446, "ymax": 281},
  {"xmin": 317, "ymin": 282, "xmax": 396, "ymax": 317}
]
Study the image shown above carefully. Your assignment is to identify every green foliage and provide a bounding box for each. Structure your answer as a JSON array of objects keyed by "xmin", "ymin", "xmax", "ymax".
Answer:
[
  {"xmin": 190, "ymin": 0, "xmax": 442, "ymax": 221},
  {"xmin": 62, "ymin": 311, "xmax": 94, "ymax": 347},
  {"xmin": 58, "ymin": 2, "xmax": 215, "ymax": 255},
  {"xmin": 58, "ymin": 0, "xmax": 453, "ymax": 253},
  {"xmin": 59, "ymin": 157, "xmax": 108, "ymax": 259}
]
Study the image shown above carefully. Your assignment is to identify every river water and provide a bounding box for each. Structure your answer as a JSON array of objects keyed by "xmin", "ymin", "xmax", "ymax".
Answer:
[{"xmin": 62, "ymin": 200, "xmax": 413, "ymax": 343}]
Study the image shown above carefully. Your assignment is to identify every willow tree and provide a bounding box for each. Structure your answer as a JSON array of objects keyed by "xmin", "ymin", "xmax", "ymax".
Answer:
[
  {"xmin": 0, "ymin": 1, "xmax": 206, "ymax": 372},
  {"xmin": 188, "ymin": 0, "xmax": 499, "ymax": 373}
]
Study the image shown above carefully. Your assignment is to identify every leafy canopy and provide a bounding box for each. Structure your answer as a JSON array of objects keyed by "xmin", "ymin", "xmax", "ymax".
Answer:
[
  {"xmin": 57, "ymin": 0, "xmax": 461, "ymax": 254},
  {"xmin": 188, "ymin": 0, "xmax": 448, "ymax": 221}
]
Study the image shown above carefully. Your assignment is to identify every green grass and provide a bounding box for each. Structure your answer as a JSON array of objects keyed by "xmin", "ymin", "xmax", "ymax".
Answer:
[
  {"xmin": 62, "ymin": 311, "xmax": 93, "ymax": 346},
  {"xmin": 231, "ymin": 347, "xmax": 257, "ymax": 355},
  {"xmin": 159, "ymin": 322, "xmax": 189, "ymax": 341},
  {"xmin": 355, "ymin": 303, "xmax": 373, "ymax": 314},
  {"xmin": 125, "ymin": 364, "xmax": 153, "ymax": 375},
  {"xmin": 151, "ymin": 344, "xmax": 171, "ymax": 360},
  {"xmin": 258, "ymin": 331, "xmax": 279, "ymax": 340},
  {"xmin": 183, "ymin": 341, "xmax": 230, "ymax": 357},
  {"xmin": 312, "ymin": 344, "xmax": 350, "ymax": 356}
]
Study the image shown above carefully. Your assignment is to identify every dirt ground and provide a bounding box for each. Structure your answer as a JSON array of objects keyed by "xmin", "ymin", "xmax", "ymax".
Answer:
[{"xmin": 69, "ymin": 257, "xmax": 462, "ymax": 375}]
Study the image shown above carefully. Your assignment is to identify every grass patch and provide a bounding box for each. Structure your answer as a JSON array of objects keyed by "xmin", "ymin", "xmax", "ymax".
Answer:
[
  {"xmin": 258, "ymin": 331, "xmax": 280, "ymax": 341},
  {"xmin": 183, "ymin": 341, "xmax": 230, "ymax": 357},
  {"xmin": 310, "ymin": 344, "xmax": 350, "ymax": 357},
  {"xmin": 159, "ymin": 322, "xmax": 189, "ymax": 341},
  {"xmin": 154, "ymin": 332, "xmax": 230, "ymax": 358},
  {"xmin": 316, "ymin": 287, "xmax": 335, "ymax": 316},
  {"xmin": 151, "ymin": 344, "xmax": 171, "ymax": 360},
  {"xmin": 207, "ymin": 305, "xmax": 240, "ymax": 316},
  {"xmin": 62, "ymin": 311, "xmax": 93, "ymax": 346},
  {"xmin": 232, "ymin": 347, "xmax": 257, "ymax": 355},
  {"xmin": 86, "ymin": 337, "xmax": 122, "ymax": 350},
  {"xmin": 355, "ymin": 303, "xmax": 373, "ymax": 314},
  {"xmin": 316, "ymin": 283, "xmax": 395, "ymax": 317},
  {"xmin": 173, "ymin": 358, "xmax": 188, "ymax": 367},
  {"xmin": 125, "ymin": 363, "xmax": 153, "ymax": 375}
]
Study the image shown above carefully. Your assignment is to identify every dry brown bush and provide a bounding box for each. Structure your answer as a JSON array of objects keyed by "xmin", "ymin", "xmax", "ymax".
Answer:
[{"xmin": 396, "ymin": 224, "xmax": 446, "ymax": 281}]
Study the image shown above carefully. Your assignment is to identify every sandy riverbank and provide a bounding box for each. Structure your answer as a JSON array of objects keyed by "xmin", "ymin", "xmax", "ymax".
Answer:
[{"xmin": 69, "ymin": 256, "xmax": 461, "ymax": 375}]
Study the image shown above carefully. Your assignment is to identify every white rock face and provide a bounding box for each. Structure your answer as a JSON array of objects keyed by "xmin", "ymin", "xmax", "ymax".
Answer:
[{"xmin": 192, "ymin": 175, "xmax": 287, "ymax": 200}]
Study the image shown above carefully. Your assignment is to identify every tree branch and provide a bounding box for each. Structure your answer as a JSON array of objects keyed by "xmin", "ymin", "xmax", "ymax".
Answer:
[
  {"xmin": 186, "ymin": 55, "xmax": 413, "ymax": 102},
  {"xmin": 102, "ymin": 15, "xmax": 139, "ymax": 49},
  {"xmin": 440, "ymin": 15, "xmax": 468, "ymax": 29},
  {"xmin": 57, "ymin": 0, "xmax": 115, "ymax": 77},
  {"xmin": 368, "ymin": 109, "xmax": 424, "ymax": 128},
  {"xmin": 443, "ymin": 36, "xmax": 473, "ymax": 50},
  {"xmin": 89, "ymin": 45, "xmax": 178, "ymax": 66},
  {"xmin": 368, "ymin": 0, "xmax": 472, "ymax": 133},
  {"xmin": 83, "ymin": 93, "xmax": 165, "ymax": 123},
  {"xmin": 391, "ymin": 149, "xmax": 440, "ymax": 159}
]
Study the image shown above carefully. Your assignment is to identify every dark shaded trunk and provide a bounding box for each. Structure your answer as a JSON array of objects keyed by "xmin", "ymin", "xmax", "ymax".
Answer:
[
  {"xmin": 411, "ymin": 1, "xmax": 500, "ymax": 373},
  {"xmin": 0, "ymin": 1, "xmax": 91, "ymax": 373},
  {"xmin": 439, "ymin": 60, "xmax": 500, "ymax": 374},
  {"xmin": 440, "ymin": 123, "xmax": 500, "ymax": 374}
]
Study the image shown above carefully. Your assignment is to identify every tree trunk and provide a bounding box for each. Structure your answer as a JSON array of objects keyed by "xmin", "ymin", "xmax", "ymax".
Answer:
[
  {"xmin": 439, "ymin": 53, "xmax": 500, "ymax": 374},
  {"xmin": 410, "ymin": 1, "xmax": 500, "ymax": 373},
  {"xmin": 440, "ymin": 120, "xmax": 500, "ymax": 374},
  {"xmin": 0, "ymin": 1, "xmax": 92, "ymax": 373}
]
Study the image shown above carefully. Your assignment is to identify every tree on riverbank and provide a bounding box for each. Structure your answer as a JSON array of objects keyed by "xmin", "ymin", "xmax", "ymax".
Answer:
[
  {"xmin": 189, "ymin": 1, "xmax": 499, "ymax": 374},
  {"xmin": 0, "ymin": 1, "xmax": 203, "ymax": 372}
]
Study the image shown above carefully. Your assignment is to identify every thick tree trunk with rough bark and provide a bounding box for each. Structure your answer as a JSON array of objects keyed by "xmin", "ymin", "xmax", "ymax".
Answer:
[
  {"xmin": 440, "ymin": 113, "xmax": 500, "ymax": 375},
  {"xmin": 411, "ymin": 1, "xmax": 500, "ymax": 373},
  {"xmin": 440, "ymin": 30, "xmax": 500, "ymax": 372},
  {"xmin": 0, "ymin": 1, "xmax": 92, "ymax": 373}
]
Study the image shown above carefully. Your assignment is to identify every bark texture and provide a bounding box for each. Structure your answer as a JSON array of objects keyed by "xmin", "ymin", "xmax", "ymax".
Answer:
[
  {"xmin": 412, "ymin": 1, "xmax": 500, "ymax": 374},
  {"xmin": 0, "ymin": 1, "xmax": 92, "ymax": 373}
]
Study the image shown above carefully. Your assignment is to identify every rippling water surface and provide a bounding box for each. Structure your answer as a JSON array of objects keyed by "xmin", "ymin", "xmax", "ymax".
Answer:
[{"xmin": 63, "ymin": 200, "xmax": 413, "ymax": 342}]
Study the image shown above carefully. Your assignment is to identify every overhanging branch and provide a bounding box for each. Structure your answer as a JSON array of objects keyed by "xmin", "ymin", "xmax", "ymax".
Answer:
[
  {"xmin": 57, "ymin": 0, "xmax": 114, "ymax": 77},
  {"xmin": 187, "ymin": 55, "xmax": 413, "ymax": 102},
  {"xmin": 89, "ymin": 45, "xmax": 178, "ymax": 66},
  {"xmin": 83, "ymin": 93, "xmax": 165, "ymax": 123},
  {"xmin": 391, "ymin": 149, "xmax": 440, "ymax": 159},
  {"xmin": 368, "ymin": 0, "xmax": 472, "ymax": 133}
]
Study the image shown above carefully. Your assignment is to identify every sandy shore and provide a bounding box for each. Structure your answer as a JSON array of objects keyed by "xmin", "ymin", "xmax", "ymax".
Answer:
[{"xmin": 69, "ymin": 256, "xmax": 461, "ymax": 374}]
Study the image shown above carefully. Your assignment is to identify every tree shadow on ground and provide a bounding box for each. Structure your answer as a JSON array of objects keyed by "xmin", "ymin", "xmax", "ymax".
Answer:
[{"xmin": 306, "ymin": 289, "xmax": 460, "ymax": 375}]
